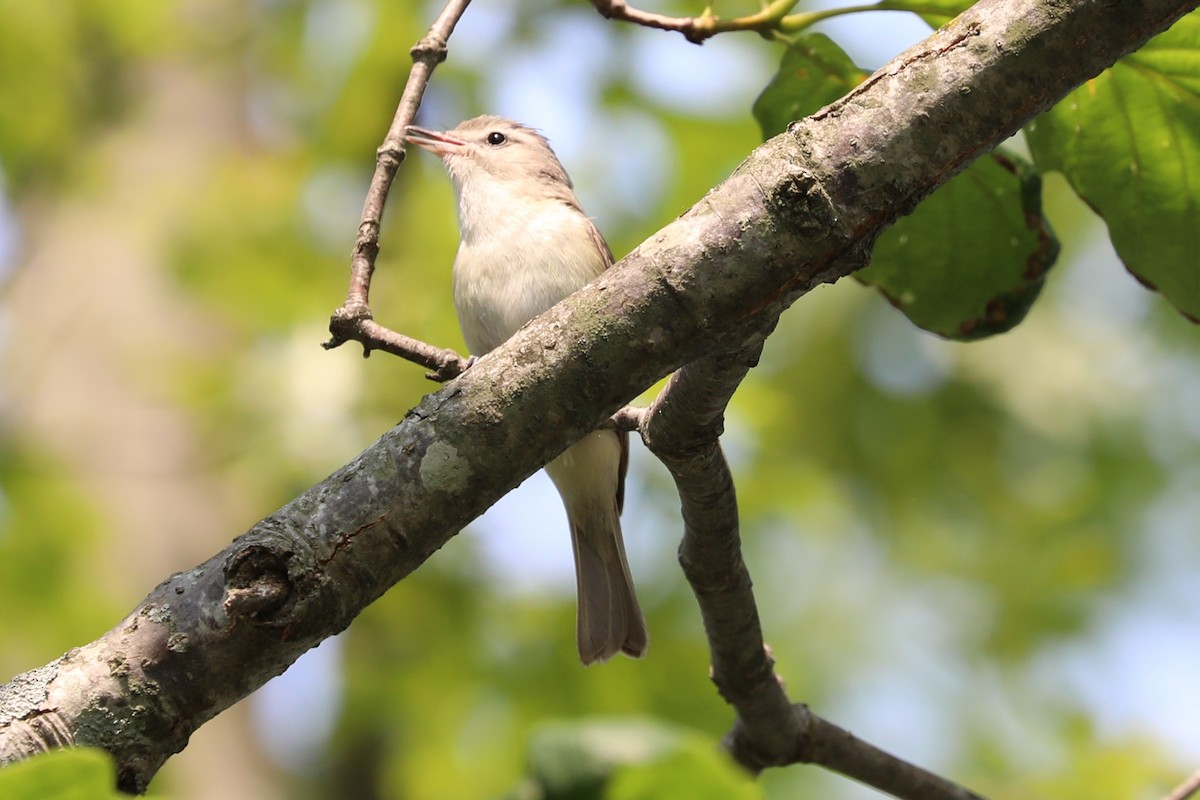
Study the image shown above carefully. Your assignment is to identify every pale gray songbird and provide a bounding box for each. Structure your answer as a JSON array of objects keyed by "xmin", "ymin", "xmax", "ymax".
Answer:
[{"xmin": 405, "ymin": 115, "xmax": 649, "ymax": 664}]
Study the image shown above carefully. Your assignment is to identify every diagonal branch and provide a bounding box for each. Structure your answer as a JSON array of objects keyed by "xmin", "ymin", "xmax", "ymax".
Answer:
[
  {"xmin": 590, "ymin": 0, "xmax": 799, "ymax": 44},
  {"xmin": 323, "ymin": 0, "xmax": 473, "ymax": 380},
  {"xmin": 591, "ymin": 0, "xmax": 963, "ymax": 44},
  {"xmin": 1165, "ymin": 768, "xmax": 1200, "ymax": 800},
  {"xmin": 1, "ymin": 0, "xmax": 1195, "ymax": 793}
]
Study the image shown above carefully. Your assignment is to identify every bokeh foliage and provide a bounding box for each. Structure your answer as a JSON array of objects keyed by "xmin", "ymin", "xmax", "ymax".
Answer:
[{"xmin": 1, "ymin": 2, "xmax": 1198, "ymax": 800}]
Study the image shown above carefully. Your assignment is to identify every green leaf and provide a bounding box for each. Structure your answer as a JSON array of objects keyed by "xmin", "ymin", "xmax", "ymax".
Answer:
[
  {"xmin": 1026, "ymin": 11, "xmax": 1200, "ymax": 322},
  {"xmin": 0, "ymin": 749, "xmax": 124, "ymax": 800},
  {"xmin": 859, "ymin": 149, "xmax": 1059, "ymax": 339},
  {"xmin": 755, "ymin": 32, "xmax": 1059, "ymax": 339},
  {"xmin": 522, "ymin": 718, "xmax": 687, "ymax": 799},
  {"xmin": 510, "ymin": 718, "xmax": 758, "ymax": 800},
  {"xmin": 606, "ymin": 743, "xmax": 762, "ymax": 800},
  {"xmin": 753, "ymin": 33, "xmax": 866, "ymax": 139}
]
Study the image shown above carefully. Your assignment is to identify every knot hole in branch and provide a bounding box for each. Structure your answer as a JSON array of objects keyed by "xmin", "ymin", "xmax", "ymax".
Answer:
[{"xmin": 223, "ymin": 544, "xmax": 294, "ymax": 620}]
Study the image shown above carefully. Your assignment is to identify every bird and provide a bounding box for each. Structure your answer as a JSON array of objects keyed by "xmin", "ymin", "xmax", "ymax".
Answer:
[{"xmin": 404, "ymin": 115, "xmax": 649, "ymax": 664}]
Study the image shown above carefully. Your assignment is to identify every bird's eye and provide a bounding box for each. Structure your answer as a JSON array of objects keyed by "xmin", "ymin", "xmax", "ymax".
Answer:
[{"xmin": 486, "ymin": 131, "xmax": 507, "ymax": 146}]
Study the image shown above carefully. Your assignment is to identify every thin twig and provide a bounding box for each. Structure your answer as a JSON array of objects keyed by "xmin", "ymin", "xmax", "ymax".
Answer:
[
  {"xmin": 1164, "ymin": 768, "xmax": 1200, "ymax": 800},
  {"xmin": 590, "ymin": 0, "xmax": 799, "ymax": 43},
  {"xmin": 327, "ymin": 314, "xmax": 468, "ymax": 381},
  {"xmin": 591, "ymin": 0, "xmax": 710, "ymax": 43},
  {"xmin": 590, "ymin": 0, "xmax": 949, "ymax": 44},
  {"xmin": 322, "ymin": 0, "xmax": 473, "ymax": 381}
]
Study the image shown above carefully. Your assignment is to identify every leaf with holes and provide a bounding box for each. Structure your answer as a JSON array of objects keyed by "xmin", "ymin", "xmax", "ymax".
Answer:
[
  {"xmin": 859, "ymin": 150, "xmax": 1059, "ymax": 340},
  {"xmin": 754, "ymin": 33, "xmax": 1059, "ymax": 340},
  {"xmin": 753, "ymin": 33, "xmax": 866, "ymax": 140},
  {"xmin": 1026, "ymin": 11, "xmax": 1200, "ymax": 322}
]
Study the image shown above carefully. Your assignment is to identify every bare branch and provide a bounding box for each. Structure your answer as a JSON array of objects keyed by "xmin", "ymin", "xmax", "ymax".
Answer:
[
  {"xmin": 790, "ymin": 713, "xmax": 987, "ymax": 800},
  {"xmin": 591, "ymin": 0, "xmax": 816, "ymax": 44},
  {"xmin": 591, "ymin": 0, "xmax": 714, "ymax": 43},
  {"xmin": 325, "ymin": 307, "xmax": 469, "ymax": 381},
  {"xmin": 322, "ymin": 0, "xmax": 473, "ymax": 377},
  {"xmin": 639, "ymin": 342, "xmax": 792, "ymax": 750},
  {"xmin": 1164, "ymin": 768, "xmax": 1200, "ymax": 800},
  {"xmin": 636, "ymin": 335, "xmax": 985, "ymax": 799}
]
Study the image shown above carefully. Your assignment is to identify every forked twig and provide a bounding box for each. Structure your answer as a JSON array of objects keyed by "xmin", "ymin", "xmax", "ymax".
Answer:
[
  {"xmin": 625, "ymin": 334, "xmax": 987, "ymax": 799},
  {"xmin": 323, "ymin": 0, "xmax": 473, "ymax": 381},
  {"xmin": 591, "ymin": 0, "xmax": 798, "ymax": 43}
]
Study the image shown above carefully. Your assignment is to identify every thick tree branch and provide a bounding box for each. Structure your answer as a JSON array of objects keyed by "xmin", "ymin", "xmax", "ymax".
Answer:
[
  {"xmin": 642, "ymin": 343, "xmax": 794, "ymax": 754},
  {"xmin": 638, "ymin": 337, "xmax": 983, "ymax": 799},
  {"xmin": 1, "ymin": 0, "xmax": 1195, "ymax": 792}
]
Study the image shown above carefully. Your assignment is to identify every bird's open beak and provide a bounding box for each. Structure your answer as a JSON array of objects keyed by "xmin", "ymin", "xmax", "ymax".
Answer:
[{"xmin": 404, "ymin": 125, "xmax": 468, "ymax": 157}]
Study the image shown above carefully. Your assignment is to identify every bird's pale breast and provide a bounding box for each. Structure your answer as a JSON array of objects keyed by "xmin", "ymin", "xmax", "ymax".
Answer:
[{"xmin": 452, "ymin": 188, "xmax": 607, "ymax": 355}]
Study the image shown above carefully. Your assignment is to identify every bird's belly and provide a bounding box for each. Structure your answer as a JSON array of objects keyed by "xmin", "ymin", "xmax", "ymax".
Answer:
[{"xmin": 452, "ymin": 234, "xmax": 600, "ymax": 355}]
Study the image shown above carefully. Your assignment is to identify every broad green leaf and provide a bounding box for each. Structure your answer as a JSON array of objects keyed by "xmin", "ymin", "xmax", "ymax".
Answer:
[
  {"xmin": 607, "ymin": 743, "xmax": 762, "ymax": 800},
  {"xmin": 0, "ymin": 748, "xmax": 149, "ymax": 800},
  {"xmin": 1026, "ymin": 11, "xmax": 1200, "ymax": 321},
  {"xmin": 507, "ymin": 719, "xmax": 761, "ymax": 800},
  {"xmin": 860, "ymin": 149, "xmax": 1059, "ymax": 339},
  {"xmin": 755, "ymin": 34, "xmax": 1059, "ymax": 339},
  {"xmin": 753, "ymin": 33, "xmax": 866, "ymax": 139},
  {"xmin": 520, "ymin": 718, "xmax": 687, "ymax": 798}
]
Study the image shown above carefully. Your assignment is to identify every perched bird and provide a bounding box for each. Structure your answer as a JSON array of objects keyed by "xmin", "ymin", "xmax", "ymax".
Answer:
[{"xmin": 405, "ymin": 115, "xmax": 648, "ymax": 664}]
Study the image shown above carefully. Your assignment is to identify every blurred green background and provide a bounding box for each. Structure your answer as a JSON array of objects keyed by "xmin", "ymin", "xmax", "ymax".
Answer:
[{"xmin": 2, "ymin": 1, "xmax": 1199, "ymax": 798}]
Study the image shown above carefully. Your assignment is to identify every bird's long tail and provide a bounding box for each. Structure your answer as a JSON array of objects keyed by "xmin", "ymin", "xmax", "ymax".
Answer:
[
  {"xmin": 569, "ymin": 504, "xmax": 648, "ymax": 663},
  {"xmin": 547, "ymin": 431, "xmax": 648, "ymax": 664}
]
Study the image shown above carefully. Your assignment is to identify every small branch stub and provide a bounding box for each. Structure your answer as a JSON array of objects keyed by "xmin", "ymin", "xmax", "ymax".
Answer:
[{"xmin": 223, "ymin": 544, "xmax": 292, "ymax": 619}]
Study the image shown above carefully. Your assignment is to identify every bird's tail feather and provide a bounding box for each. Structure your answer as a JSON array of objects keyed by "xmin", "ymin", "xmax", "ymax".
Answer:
[{"xmin": 570, "ymin": 507, "xmax": 648, "ymax": 665}]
